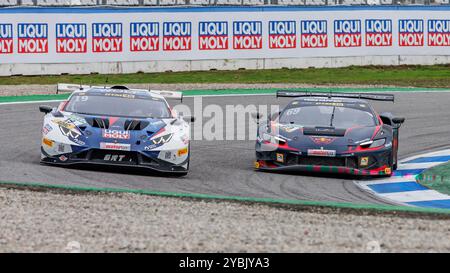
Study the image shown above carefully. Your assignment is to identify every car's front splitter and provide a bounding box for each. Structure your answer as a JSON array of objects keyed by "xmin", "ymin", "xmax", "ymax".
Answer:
[{"xmin": 254, "ymin": 160, "xmax": 391, "ymax": 176}]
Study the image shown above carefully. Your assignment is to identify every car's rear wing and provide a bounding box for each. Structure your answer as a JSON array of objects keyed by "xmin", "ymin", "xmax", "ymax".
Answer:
[
  {"xmin": 56, "ymin": 83, "xmax": 183, "ymax": 101},
  {"xmin": 276, "ymin": 90, "xmax": 395, "ymax": 102}
]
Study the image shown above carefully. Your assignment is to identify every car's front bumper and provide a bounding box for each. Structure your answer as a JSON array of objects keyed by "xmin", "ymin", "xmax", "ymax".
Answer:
[
  {"xmin": 41, "ymin": 147, "xmax": 189, "ymax": 174},
  {"xmin": 255, "ymin": 145, "xmax": 392, "ymax": 176}
]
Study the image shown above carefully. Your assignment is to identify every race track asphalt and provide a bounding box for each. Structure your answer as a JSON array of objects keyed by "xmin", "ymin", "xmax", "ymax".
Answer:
[{"xmin": 1, "ymin": 92, "xmax": 450, "ymax": 205}]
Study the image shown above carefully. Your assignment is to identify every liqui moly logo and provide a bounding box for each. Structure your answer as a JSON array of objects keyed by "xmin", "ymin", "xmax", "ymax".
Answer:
[
  {"xmin": 334, "ymin": 20, "xmax": 361, "ymax": 47},
  {"xmin": 300, "ymin": 20, "xmax": 327, "ymax": 48},
  {"xmin": 163, "ymin": 22, "xmax": 191, "ymax": 51},
  {"xmin": 102, "ymin": 129, "xmax": 130, "ymax": 140},
  {"xmin": 199, "ymin": 21, "xmax": 228, "ymax": 50},
  {"xmin": 399, "ymin": 19, "xmax": 424, "ymax": 47},
  {"xmin": 233, "ymin": 21, "xmax": 262, "ymax": 50},
  {"xmin": 92, "ymin": 23, "xmax": 122, "ymax": 52},
  {"xmin": 365, "ymin": 19, "xmax": 392, "ymax": 47},
  {"xmin": 56, "ymin": 23, "xmax": 87, "ymax": 53},
  {"xmin": 428, "ymin": 20, "xmax": 450, "ymax": 46},
  {"xmin": 0, "ymin": 24, "xmax": 13, "ymax": 54},
  {"xmin": 18, "ymin": 23, "xmax": 48, "ymax": 53},
  {"xmin": 130, "ymin": 22, "xmax": 159, "ymax": 52},
  {"xmin": 269, "ymin": 21, "xmax": 296, "ymax": 49}
]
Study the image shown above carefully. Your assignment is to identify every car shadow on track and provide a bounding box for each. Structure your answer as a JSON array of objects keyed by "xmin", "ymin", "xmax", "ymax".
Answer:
[
  {"xmin": 41, "ymin": 163, "xmax": 187, "ymax": 179},
  {"xmin": 255, "ymin": 169, "xmax": 378, "ymax": 181}
]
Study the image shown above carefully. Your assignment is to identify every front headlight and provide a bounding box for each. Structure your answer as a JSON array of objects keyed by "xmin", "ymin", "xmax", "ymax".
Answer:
[
  {"xmin": 360, "ymin": 138, "xmax": 386, "ymax": 148},
  {"xmin": 152, "ymin": 133, "xmax": 173, "ymax": 145},
  {"xmin": 262, "ymin": 133, "xmax": 287, "ymax": 145}
]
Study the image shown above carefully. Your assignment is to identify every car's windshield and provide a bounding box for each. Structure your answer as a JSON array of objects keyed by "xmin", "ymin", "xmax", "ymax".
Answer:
[
  {"xmin": 279, "ymin": 104, "xmax": 376, "ymax": 128},
  {"xmin": 64, "ymin": 93, "xmax": 171, "ymax": 118}
]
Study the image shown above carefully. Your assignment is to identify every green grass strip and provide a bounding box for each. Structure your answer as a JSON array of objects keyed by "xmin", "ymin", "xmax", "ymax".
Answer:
[
  {"xmin": 1, "ymin": 86, "xmax": 449, "ymax": 104},
  {"xmin": 2, "ymin": 65, "xmax": 450, "ymax": 87},
  {"xmin": 417, "ymin": 162, "xmax": 450, "ymax": 196},
  {"xmin": 1, "ymin": 180, "xmax": 449, "ymax": 215}
]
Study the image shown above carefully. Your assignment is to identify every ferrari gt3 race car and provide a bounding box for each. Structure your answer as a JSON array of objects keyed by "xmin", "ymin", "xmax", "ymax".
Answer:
[
  {"xmin": 254, "ymin": 91, "xmax": 405, "ymax": 177},
  {"xmin": 39, "ymin": 84, "xmax": 194, "ymax": 176}
]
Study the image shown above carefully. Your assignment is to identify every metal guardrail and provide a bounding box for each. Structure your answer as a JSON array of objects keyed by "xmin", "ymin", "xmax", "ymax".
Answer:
[{"xmin": 1, "ymin": 0, "xmax": 449, "ymax": 6}]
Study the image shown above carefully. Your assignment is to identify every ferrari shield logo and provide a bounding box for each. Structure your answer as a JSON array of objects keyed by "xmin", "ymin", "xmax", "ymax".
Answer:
[{"xmin": 310, "ymin": 137, "xmax": 335, "ymax": 145}]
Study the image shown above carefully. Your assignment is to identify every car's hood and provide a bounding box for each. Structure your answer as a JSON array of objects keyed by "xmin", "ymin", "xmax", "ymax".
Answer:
[
  {"xmin": 45, "ymin": 112, "xmax": 182, "ymax": 149},
  {"xmin": 271, "ymin": 123, "xmax": 379, "ymax": 151}
]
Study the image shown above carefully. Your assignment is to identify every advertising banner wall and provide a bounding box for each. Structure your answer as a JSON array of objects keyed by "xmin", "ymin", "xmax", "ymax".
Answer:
[{"xmin": 0, "ymin": 6, "xmax": 449, "ymax": 66}]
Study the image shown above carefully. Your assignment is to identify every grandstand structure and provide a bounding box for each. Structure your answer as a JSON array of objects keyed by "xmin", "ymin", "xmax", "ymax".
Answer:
[{"xmin": 0, "ymin": 0, "xmax": 448, "ymax": 7}]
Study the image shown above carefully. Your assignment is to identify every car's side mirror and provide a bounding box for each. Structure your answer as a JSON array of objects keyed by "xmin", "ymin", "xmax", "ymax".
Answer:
[
  {"xmin": 182, "ymin": 116, "xmax": 195, "ymax": 123},
  {"xmin": 380, "ymin": 112, "xmax": 405, "ymax": 128},
  {"xmin": 39, "ymin": 105, "xmax": 53, "ymax": 114},
  {"xmin": 392, "ymin": 117, "xmax": 405, "ymax": 124}
]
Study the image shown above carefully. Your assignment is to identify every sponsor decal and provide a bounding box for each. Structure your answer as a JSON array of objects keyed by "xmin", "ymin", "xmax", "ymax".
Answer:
[
  {"xmin": 42, "ymin": 137, "xmax": 54, "ymax": 147},
  {"xmin": 360, "ymin": 156, "xmax": 369, "ymax": 167},
  {"xmin": 164, "ymin": 151, "xmax": 172, "ymax": 160},
  {"xmin": 177, "ymin": 147, "xmax": 188, "ymax": 157},
  {"xmin": 56, "ymin": 23, "xmax": 87, "ymax": 53},
  {"xmin": 334, "ymin": 20, "xmax": 361, "ymax": 47},
  {"xmin": 254, "ymin": 161, "xmax": 260, "ymax": 169},
  {"xmin": 18, "ymin": 23, "xmax": 48, "ymax": 53},
  {"xmin": 399, "ymin": 19, "xmax": 424, "ymax": 47},
  {"xmin": 307, "ymin": 149, "xmax": 336, "ymax": 157},
  {"xmin": 43, "ymin": 124, "xmax": 53, "ymax": 135},
  {"xmin": 59, "ymin": 155, "xmax": 68, "ymax": 162},
  {"xmin": 104, "ymin": 92, "xmax": 135, "ymax": 99},
  {"xmin": 281, "ymin": 124, "xmax": 299, "ymax": 133},
  {"xmin": 276, "ymin": 153, "xmax": 284, "ymax": 163},
  {"xmin": 300, "ymin": 20, "xmax": 327, "ymax": 48},
  {"xmin": 100, "ymin": 142, "xmax": 131, "ymax": 151},
  {"xmin": 103, "ymin": 154, "xmax": 129, "ymax": 162},
  {"xmin": 53, "ymin": 119, "xmax": 81, "ymax": 140},
  {"xmin": 151, "ymin": 133, "xmax": 173, "ymax": 145},
  {"xmin": 144, "ymin": 144, "xmax": 158, "ymax": 151},
  {"xmin": 130, "ymin": 22, "xmax": 159, "ymax": 52},
  {"xmin": 145, "ymin": 133, "xmax": 172, "ymax": 150},
  {"xmin": 199, "ymin": 21, "xmax": 228, "ymax": 50},
  {"xmin": 428, "ymin": 20, "xmax": 450, "ymax": 46},
  {"xmin": 310, "ymin": 137, "xmax": 335, "ymax": 145},
  {"xmin": 71, "ymin": 138, "xmax": 85, "ymax": 146},
  {"xmin": 67, "ymin": 114, "xmax": 86, "ymax": 125},
  {"xmin": 365, "ymin": 19, "xmax": 392, "ymax": 47},
  {"xmin": 92, "ymin": 23, "xmax": 122, "ymax": 52},
  {"xmin": 233, "ymin": 21, "xmax": 262, "ymax": 50},
  {"xmin": 58, "ymin": 143, "xmax": 66, "ymax": 153},
  {"xmin": 163, "ymin": 22, "xmax": 191, "ymax": 51},
  {"xmin": 269, "ymin": 21, "xmax": 296, "ymax": 49},
  {"xmin": 0, "ymin": 24, "xmax": 13, "ymax": 54},
  {"xmin": 102, "ymin": 129, "xmax": 131, "ymax": 140}
]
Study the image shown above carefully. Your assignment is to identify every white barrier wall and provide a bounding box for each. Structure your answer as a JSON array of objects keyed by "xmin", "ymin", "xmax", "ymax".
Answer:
[{"xmin": 0, "ymin": 6, "xmax": 450, "ymax": 75}]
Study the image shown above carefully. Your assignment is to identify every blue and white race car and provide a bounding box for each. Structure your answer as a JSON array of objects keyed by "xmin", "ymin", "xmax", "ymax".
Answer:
[{"xmin": 39, "ymin": 84, "xmax": 193, "ymax": 176}]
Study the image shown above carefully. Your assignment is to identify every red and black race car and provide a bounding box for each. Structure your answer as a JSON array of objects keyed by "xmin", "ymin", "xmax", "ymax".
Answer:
[{"xmin": 254, "ymin": 91, "xmax": 405, "ymax": 176}]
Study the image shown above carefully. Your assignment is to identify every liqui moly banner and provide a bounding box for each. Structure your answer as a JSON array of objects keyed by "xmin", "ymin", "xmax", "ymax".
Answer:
[
  {"xmin": 92, "ymin": 23, "xmax": 122, "ymax": 52},
  {"xmin": 0, "ymin": 6, "xmax": 450, "ymax": 63},
  {"xmin": 0, "ymin": 24, "xmax": 13, "ymax": 54},
  {"xmin": 56, "ymin": 23, "xmax": 87, "ymax": 53},
  {"xmin": 300, "ymin": 20, "xmax": 327, "ymax": 48},
  {"xmin": 428, "ymin": 20, "xmax": 450, "ymax": 46},
  {"xmin": 199, "ymin": 21, "xmax": 228, "ymax": 50},
  {"xmin": 269, "ymin": 21, "xmax": 296, "ymax": 49},
  {"xmin": 130, "ymin": 22, "xmax": 159, "ymax": 51},
  {"xmin": 18, "ymin": 23, "xmax": 48, "ymax": 53}
]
